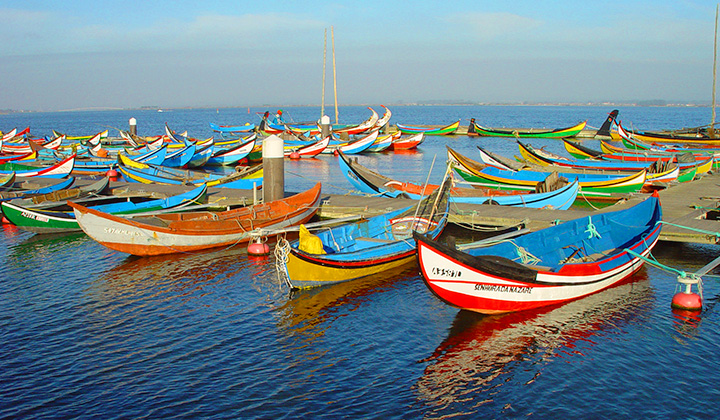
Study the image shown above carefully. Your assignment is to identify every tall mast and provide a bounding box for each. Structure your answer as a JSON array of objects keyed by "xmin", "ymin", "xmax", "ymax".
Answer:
[
  {"xmin": 321, "ymin": 28, "xmax": 327, "ymax": 118},
  {"xmin": 712, "ymin": 4, "xmax": 718, "ymax": 137},
  {"xmin": 332, "ymin": 26, "xmax": 339, "ymax": 124}
]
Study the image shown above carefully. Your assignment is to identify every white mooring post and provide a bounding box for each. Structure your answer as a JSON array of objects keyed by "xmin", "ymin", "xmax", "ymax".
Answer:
[
  {"xmin": 320, "ymin": 115, "xmax": 332, "ymax": 138},
  {"xmin": 129, "ymin": 117, "xmax": 137, "ymax": 135},
  {"xmin": 262, "ymin": 134, "xmax": 285, "ymax": 203}
]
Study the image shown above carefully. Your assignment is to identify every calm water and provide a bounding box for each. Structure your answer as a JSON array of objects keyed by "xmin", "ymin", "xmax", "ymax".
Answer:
[{"xmin": 2, "ymin": 105, "xmax": 720, "ymax": 419}]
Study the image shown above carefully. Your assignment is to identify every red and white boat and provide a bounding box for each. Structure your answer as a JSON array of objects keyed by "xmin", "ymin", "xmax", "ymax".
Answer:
[
  {"xmin": 390, "ymin": 132, "xmax": 425, "ymax": 150},
  {"xmin": 415, "ymin": 193, "xmax": 662, "ymax": 314}
]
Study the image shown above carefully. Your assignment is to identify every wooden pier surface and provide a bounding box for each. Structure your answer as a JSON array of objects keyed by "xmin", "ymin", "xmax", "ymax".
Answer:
[{"xmin": 77, "ymin": 171, "xmax": 720, "ymax": 246}]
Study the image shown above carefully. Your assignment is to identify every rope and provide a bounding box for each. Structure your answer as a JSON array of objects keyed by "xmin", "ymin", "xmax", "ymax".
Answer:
[
  {"xmin": 585, "ymin": 216, "xmax": 601, "ymax": 239},
  {"xmin": 657, "ymin": 220, "xmax": 720, "ymax": 239},
  {"xmin": 624, "ymin": 247, "xmax": 705, "ymax": 300},
  {"xmin": 275, "ymin": 237, "xmax": 292, "ymax": 288}
]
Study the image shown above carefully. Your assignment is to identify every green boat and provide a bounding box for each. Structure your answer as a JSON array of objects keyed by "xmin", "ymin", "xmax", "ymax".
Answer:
[
  {"xmin": 471, "ymin": 120, "xmax": 587, "ymax": 138},
  {"xmin": 1, "ymin": 184, "xmax": 208, "ymax": 234},
  {"xmin": 396, "ymin": 120, "xmax": 460, "ymax": 135}
]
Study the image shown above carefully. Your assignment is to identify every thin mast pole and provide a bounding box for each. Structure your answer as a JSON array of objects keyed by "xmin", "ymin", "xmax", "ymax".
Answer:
[
  {"xmin": 712, "ymin": 4, "xmax": 718, "ymax": 136},
  {"xmin": 332, "ymin": 26, "xmax": 339, "ymax": 124},
  {"xmin": 321, "ymin": 28, "xmax": 327, "ymax": 118}
]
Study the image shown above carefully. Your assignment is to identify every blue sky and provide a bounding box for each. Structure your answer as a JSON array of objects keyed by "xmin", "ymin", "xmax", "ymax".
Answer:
[{"xmin": 0, "ymin": 1, "xmax": 716, "ymax": 111}]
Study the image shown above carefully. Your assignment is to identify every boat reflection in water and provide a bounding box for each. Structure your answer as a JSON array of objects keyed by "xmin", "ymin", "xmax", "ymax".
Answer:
[
  {"xmin": 276, "ymin": 265, "xmax": 417, "ymax": 341},
  {"xmin": 415, "ymin": 272, "xmax": 653, "ymax": 418},
  {"xmin": 95, "ymin": 246, "xmax": 273, "ymax": 303}
]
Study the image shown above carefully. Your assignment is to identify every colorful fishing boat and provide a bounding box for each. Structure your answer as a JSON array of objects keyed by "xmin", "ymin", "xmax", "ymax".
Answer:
[
  {"xmin": 277, "ymin": 177, "xmax": 452, "ymax": 289},
  {"xmin": 447, "ymin": 146, "xmax": 646, "ymax": 198},
  {"xmin": 284, "ymin": 136, "xmax": 330, "ymax": 158},
  {"xmin": 209, "ymin": 122, "xmax": 256, "ymax": 133},
  {"xmin": 518, "ymin": 141, "xmax": 703, "ymax": 173},
  {"xmin": 206, "ymin": 137, "xmax": 256, "ymax": 166},
  {"xmin": 472, "ymin": 120, "xmax": 587, "ymax": 138},
  {"xmin": 3, "ymin": 184, "xmax": 208, "ymax": 234},
  {"xmin": 71, "ymin": 183, "xmax": 322, "ymax": 256},
  {"xmin": 390, "ymin": 133, "xmax": 425, "ymax": 150},
  {"xmin": 0, "ymin": 154, "xmax": 76, "ymax": 179},
  {"xmin": 324, "ymin": 130, "xmax": 379, "ymax": 155},
  {"xmin": 338, "ymin": 151, "xmax": 579, "ymax": 209},
  {"xmin": 396, "ymin": 120, "xmax": 460, "ymax": 135},
  {"xmin": 117, "ymin": 152, "xmax": 263, "ymax": 189},
  {"xmin": 365, "ymin": 133, "xmax": 396, "ymax": 153},
  {"xmin": 415, "ymin": 192, "xmax": 662, "ymax": 314},
  {"xmin": 610, "ymin": 123, "xmax": 720, "ymax": 145}
]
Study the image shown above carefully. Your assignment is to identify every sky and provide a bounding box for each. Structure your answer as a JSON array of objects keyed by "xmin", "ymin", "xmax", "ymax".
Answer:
[{"xmin": 0, "ymin": 0, "xmax": 717, "ymax": 111}]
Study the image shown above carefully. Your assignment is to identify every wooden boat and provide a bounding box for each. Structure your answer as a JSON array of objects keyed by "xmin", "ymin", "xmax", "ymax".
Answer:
[
  {"xmin": 396, "ymin": 120, "xmax": 460, "ymax": 135},
  {"xmin": 373, "ymin": 105, "xmax": 392, "ymax": 130},
  {"xmin": 610, "ymin": 122, "xmax": 720, "ymax": 145},
  {"xmin": 390, "ymin": 133, "xmax": 425, "ymax": 150},
  {"xmin": 2, "ymin": 136, "xmax": 62, "ymax": 155},
  {"xmin": 518, "ymin": 140, "xmax": 703, "ymax": 173},
  {"xmin": 284, "ymin": 136, "xmax": 330, "ymax": 158},
  {"xmin": 278, "ymin": 177, "xmax": 452, "ymax": 289},
  {"xmin": 0, "ymin": 151, "xmax": 38, "ymax": 164},
  {"xmin": 365, "ymin": 133, "xmax": 396, "ymax": 153},
  {"xmin": 0, "ymin": 154, "xmax": 76, "ymax": 178},
  {"xmin": 0, "ymin": 172, "xmax": 16, "ymax": 189},
  {"xmin": 324, "ymin": 130, "xmax": 379, "ymax": 155},
  {"xmin": 332, "ymin": 107, "xmax": 380, "ymax": 135},
  {"xmin": 186, "ymin": 141, "xmax": 215, "ymax": 168},
  {"xmin": 118, "ymin": 152, "xmax": 263, "ymax": 189},
  {"xmin": 206, "ymin": 137, "xmax": 256, "ymax": 166},
  {"xmin": 447, "ymin": 146, "xmax": 646, "ymax": 197},
  {"xmin": 472, "ymin": 120, "xmax": 587, "ymax": 138},
  {"xmin": 338, "ymin": 151, "xmax": 579, "ymax": 209},
  {"xmin": 0, "ymin": 177, "xmax": 76, "ymax": 202},
  {"xmin": 209, "ymin": 122, "xmax": 256, "ymax": 133},
  {"xmin": 3, "ymin": 184, "xmax": 208, "ymax": 234},
  {"xmin": 161, "ymin": 143, "xmax": 196, "ymax": 168},
  {"xmin": 70, "ymin": 182, "xmax": 322, "ymax": 256},
  {"xmin": 415, "ymin": 192, "xmax": 662, "ymax": 314}
]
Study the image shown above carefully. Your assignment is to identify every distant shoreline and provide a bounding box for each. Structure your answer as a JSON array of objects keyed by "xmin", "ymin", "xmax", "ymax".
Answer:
[{"xmin": 0, "ymin": 101, "xmax": 712, "ymax": 115}]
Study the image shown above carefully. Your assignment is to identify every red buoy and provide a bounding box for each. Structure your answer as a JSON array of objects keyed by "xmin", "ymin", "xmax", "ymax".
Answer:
[
  {"xmin": 671, "ymin": 276, "xmax": 702, "ymax": 311},
  {"xmin": 248, "ymin": 238, "xmax": 270, "ymax": 256},
  {"xmin": 106, "ymin": 169, "xmax": 119, "ymax": 178},
  {"xmin": 672, "ymin": 292, "xmax": 702, "ymax": 311},
  {"xmin": 289, "ymin": 151, "xmax": 301, "ymax": 160}
]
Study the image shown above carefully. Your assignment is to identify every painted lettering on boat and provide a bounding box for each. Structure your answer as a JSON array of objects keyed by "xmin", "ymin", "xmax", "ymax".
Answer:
[
  {"xmin": 104, "ymin": 227, "xmax": 142, "ymax": 237},
  {"xmin": 474, "ymin": 284, "xmax": 533, "ymax": 294},
  {"xmin": 431, "ymin": 267, "xmax": 462, "ymax": 278},
  {"xmin": 21, "ymin": 211, "xmax": 49, "ymax": 223}
]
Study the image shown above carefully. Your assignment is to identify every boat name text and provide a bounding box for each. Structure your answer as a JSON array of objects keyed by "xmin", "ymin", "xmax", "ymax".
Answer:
[
  {"xmin": 431, "ymin": 267, "xmax": 462, "ymax": 278},
  {"xmin": 475, "ymin": 284, "xmax": 533, "ymax": 294},
  {"xmin": 105, "ymin": 227, "xmax": 142, "ymax": 237},
  {"xmin": 21, "ymin": 211, "xmax": 49, "ymax": 223}
]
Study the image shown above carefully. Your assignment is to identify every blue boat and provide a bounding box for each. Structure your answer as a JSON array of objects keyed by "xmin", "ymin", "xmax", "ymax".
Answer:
[
  {"xmin": 278, "ymin": 176, "xmax": 453, "ymax": 289},
  {"xmin": 209, "ymin": 122, "xmax": 256, "ymax": 133},
  {"xmin": 338, "ymin": 151, "xmax": 579, "ymax": 209},
  {"xmin": 118, "ymin": 152, "xmax": 263, "ymax": 189}
]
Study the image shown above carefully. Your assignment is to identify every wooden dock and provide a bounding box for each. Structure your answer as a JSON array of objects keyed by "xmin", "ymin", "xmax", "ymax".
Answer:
[
  {"xmin": 314, "ymin": 173, "xmax": 720, "ymax": 245},
  {"xmin": 74, "ymin": 171, "xmax": 720, "ymax": 246}
]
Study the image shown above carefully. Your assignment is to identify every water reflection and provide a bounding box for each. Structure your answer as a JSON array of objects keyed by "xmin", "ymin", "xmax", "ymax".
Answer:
[
  {"xmin": 276, "ymin": 265, "xmax": 417, "ymax": 341},
  {"xmin": 415, "ymin": 273, "xmax": 653, "ymax": 418},
  {"xmin": 97, "ymin": 246, "xmax": 259, "ymax": 293}
]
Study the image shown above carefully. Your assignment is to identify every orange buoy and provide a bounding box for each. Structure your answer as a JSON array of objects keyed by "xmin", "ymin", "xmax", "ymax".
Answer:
[
  {"xmin": 289, "ymin": 151, "xmax": 301, "ymax": 160},
  {"xmin": 248, "ymin": 237, "xmax": 270, "ymax": 256},
  {"xmin": 671, "ymin": 276, "xmax": 702, "ymax": 311}
]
